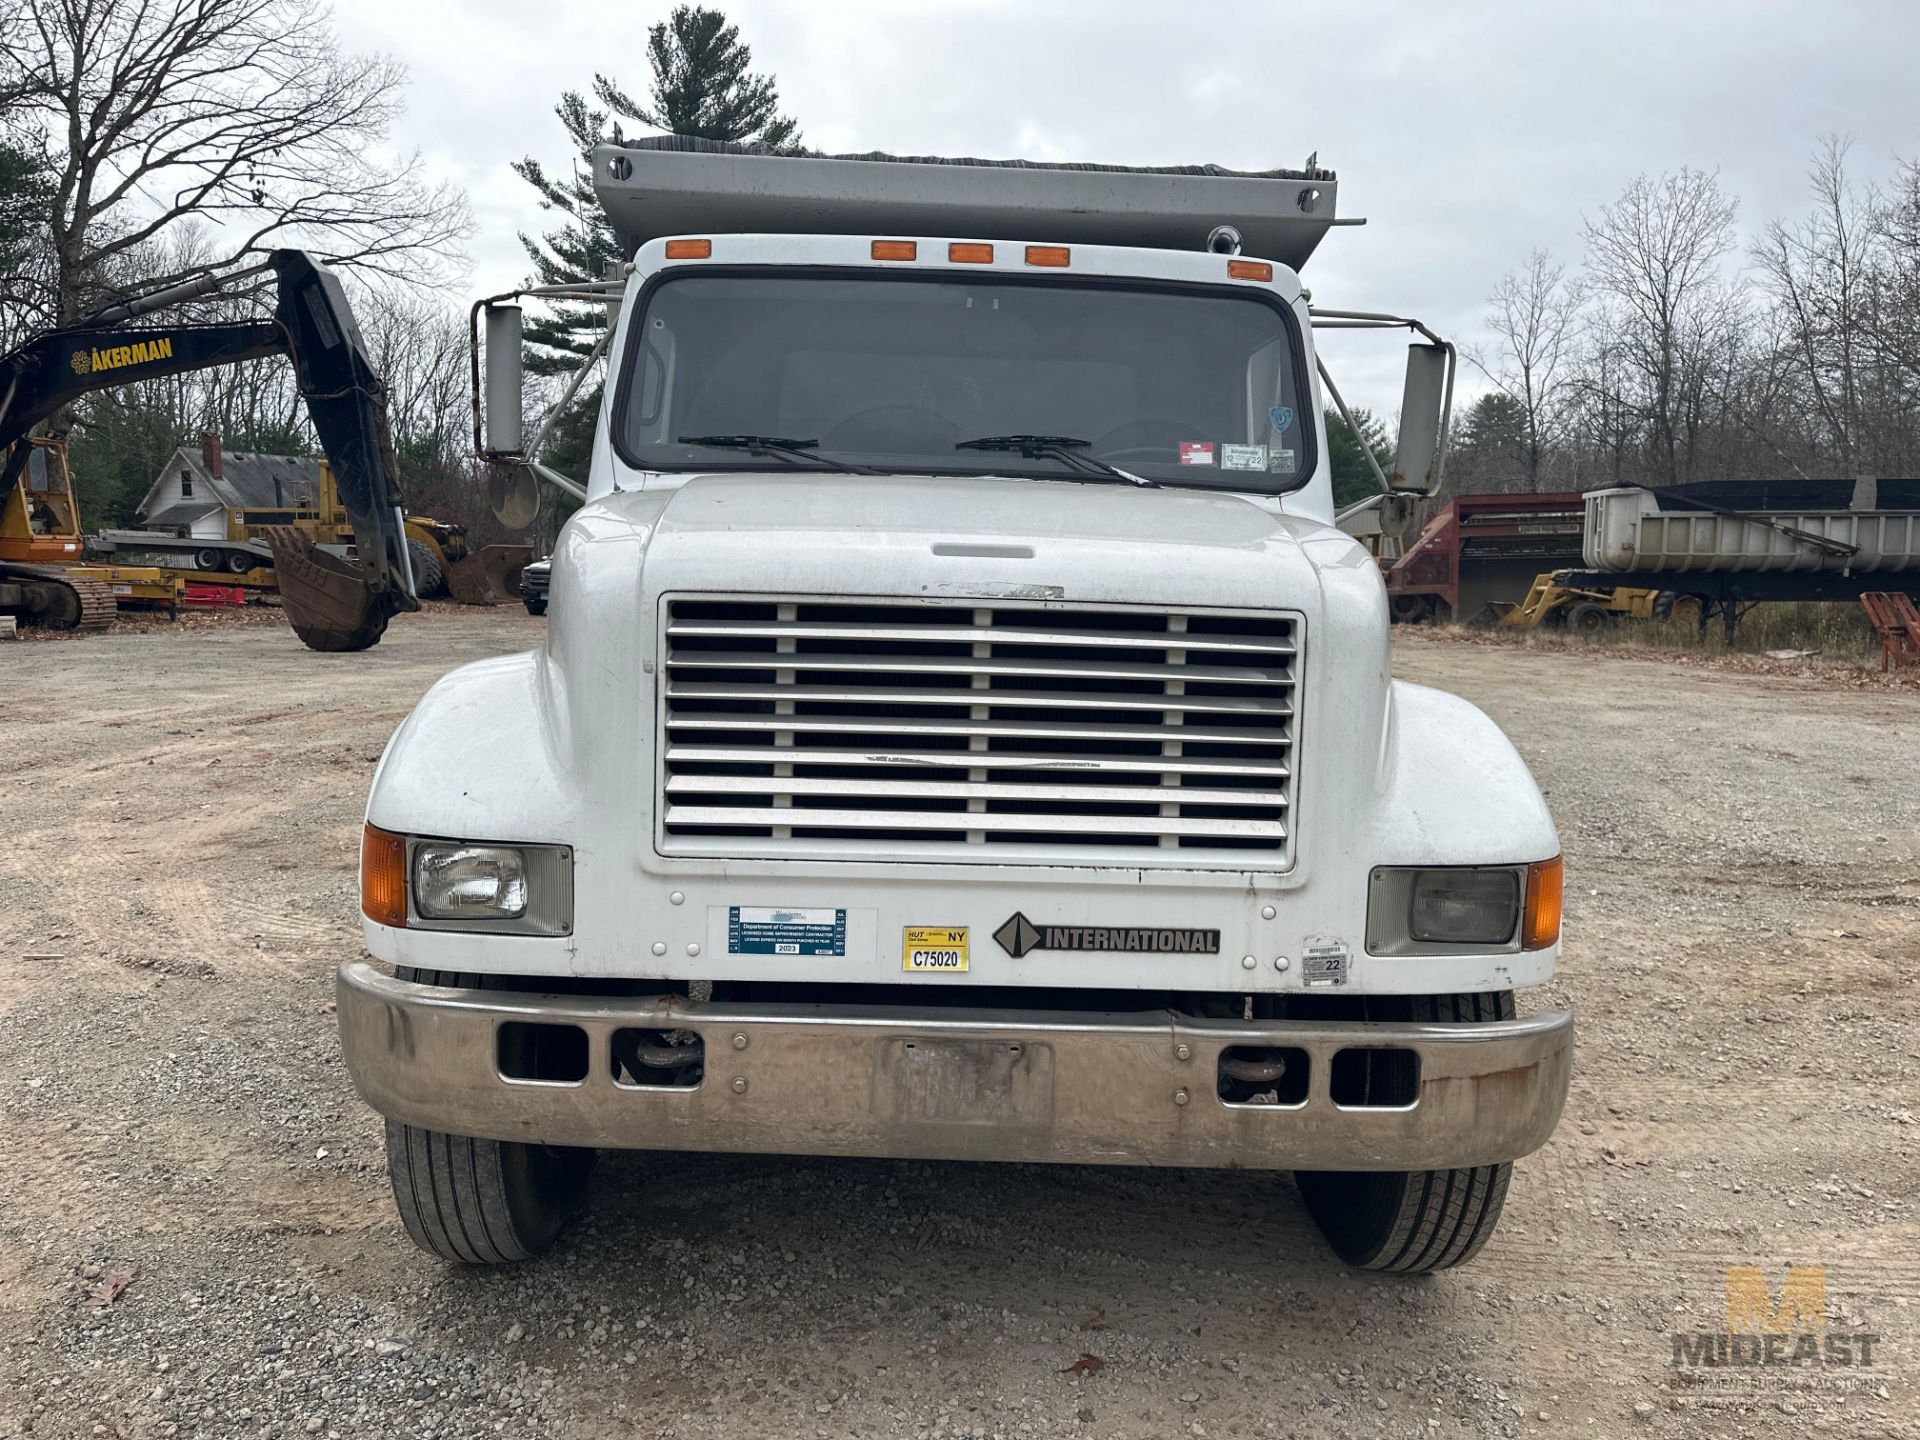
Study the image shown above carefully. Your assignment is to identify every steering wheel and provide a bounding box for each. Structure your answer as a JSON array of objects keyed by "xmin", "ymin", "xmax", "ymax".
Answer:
[
  {"xmin": 820, "ymin": 405, "xmax": 959, "ymax": 452},
  {"xmin": 1088, "ymin": 418, "xmax": 1194, "ymax": 465}
]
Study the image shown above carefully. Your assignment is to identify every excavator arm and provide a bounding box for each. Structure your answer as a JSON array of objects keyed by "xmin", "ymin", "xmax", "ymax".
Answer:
[{"xmin": 0, "ymin": 251, "xmax": 418, "ymax": 650}]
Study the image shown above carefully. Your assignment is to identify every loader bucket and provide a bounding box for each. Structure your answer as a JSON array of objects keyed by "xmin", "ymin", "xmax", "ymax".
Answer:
[
  {"xmin": 444, "ymin": 543, "xmax": 534, "ymax": 606},
  {"xmin": 261, "ymin": 526, "xmax": 395, "ymax": 651}
]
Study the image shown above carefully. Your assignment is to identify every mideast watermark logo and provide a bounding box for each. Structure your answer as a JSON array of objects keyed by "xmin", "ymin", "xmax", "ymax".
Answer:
[{"xmin": 1667, "ymin": 1265, "xmax": 1886, "ymax": 1400}]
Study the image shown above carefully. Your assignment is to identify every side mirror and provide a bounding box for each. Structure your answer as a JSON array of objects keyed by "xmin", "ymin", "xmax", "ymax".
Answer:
[
  {"xmin": 1390, "ymin": 342, "xmax": 1451, "ymax": 493},
  {"xmin": 482, "ymin": 304, "xmax": 525, "ymax": 457},
  {"xmin": 489, "ymin": 463, "xmax": 541, "ymax": 529}
]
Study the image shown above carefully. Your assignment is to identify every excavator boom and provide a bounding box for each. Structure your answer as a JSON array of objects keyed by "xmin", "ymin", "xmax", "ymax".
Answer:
[{"xmin": 0, "ymin": 251, "xmax": 418, "ymax": 650}]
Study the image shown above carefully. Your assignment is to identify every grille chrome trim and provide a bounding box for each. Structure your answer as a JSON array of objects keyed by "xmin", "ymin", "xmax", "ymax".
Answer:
[{"xmin": 658, "ymin": 596, "xmax": 1301, "ymax": 868}]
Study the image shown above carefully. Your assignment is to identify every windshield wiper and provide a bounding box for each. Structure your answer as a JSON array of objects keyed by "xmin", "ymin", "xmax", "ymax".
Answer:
[
  {"xmin": 955, "ymin": 434, "xmax": 1159, "ymax": 489},
  {"xmin": 677, "ymin": 434, "xmax": 879, "ymax": 476}
]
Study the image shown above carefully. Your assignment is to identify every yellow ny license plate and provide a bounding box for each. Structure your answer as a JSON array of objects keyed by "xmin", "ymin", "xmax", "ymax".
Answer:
[{"xmin": 902, "ymin": 926, "xmax": 969, "ymax": 973}]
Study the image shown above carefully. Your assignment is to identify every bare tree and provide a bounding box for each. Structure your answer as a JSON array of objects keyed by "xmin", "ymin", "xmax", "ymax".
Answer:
[
  {"xmin": 1467, "ymin": 249, "xmax": 1582, "ymax": 488},
  {"xmin": 0, "ymin": 0, "xmax": 468, "ymax": 327},
  {"xmin": 1581, "ymin": 168, "xmax": 1741, "ymax": 483},
  {"xmin": 1752, "ymin": 138, "xmax": 1879, "ymax": 472}
]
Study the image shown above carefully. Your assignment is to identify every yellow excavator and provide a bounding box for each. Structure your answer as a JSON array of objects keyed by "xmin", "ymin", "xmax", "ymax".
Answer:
[{"xmin": 0, "ymin": 251, "xmax": 419, "ymax": 649}]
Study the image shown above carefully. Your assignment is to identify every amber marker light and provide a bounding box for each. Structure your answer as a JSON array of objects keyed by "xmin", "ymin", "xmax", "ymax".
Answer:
[
  {"xmin": 1025, "ymin": 245, "xmax": 1071, "ymax": 267},
  {"xmin": 361, "ymin": 824, "xmax": 408, "ymax": 928},
  {"xmin": 871, "ymin": 240, "xmax": 918, "ymax": 260},
  {"xmin": 1522, "ymin": 856, "xmax": 1564, "ymax": 950},
  {"xmin": 1228, "ymin": 259, "xmax": 1274, "ymax": 281},
  {"xmin": 948, "ymin": 242, "xmax": 994, "ymax": 263},
  {"xmin": 664, "ymin": 238, "xmax": 712, "ymax": 259}
]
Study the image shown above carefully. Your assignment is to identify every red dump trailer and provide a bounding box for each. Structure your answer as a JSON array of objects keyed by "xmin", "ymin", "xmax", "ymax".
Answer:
[{"xmin": 1385, "ymin": 491, "xmax": 1586, "ymax": 623}]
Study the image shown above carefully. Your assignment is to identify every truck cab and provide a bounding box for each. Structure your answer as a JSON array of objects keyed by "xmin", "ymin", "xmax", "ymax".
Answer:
[{"xmin": 339, "ymin": 141, "xmax": 1571, "ymax": 1272}]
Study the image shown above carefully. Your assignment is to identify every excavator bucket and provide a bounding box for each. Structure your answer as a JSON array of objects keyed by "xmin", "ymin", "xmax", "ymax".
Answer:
[
  {"xmin": 261, "ymin": 526, "xmax": 396, "ymax": 652},
  {"xmin": 444, "ymin": 543, "xmax": 534, "ymax": 606}
]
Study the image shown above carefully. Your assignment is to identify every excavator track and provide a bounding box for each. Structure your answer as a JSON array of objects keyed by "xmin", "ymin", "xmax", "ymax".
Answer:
[{"xmin": 0, "ymin": 563, "xmax": 118, "ymax": 633}]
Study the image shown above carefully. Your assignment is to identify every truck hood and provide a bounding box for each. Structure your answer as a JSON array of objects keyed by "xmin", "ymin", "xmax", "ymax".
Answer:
[{"xmin": 598, "ymin": 471, "xmax": 1368, "ymax": 613}]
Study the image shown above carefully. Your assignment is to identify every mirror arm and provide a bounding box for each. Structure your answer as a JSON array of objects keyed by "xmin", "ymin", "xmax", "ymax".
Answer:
[
  {"xmin": 524, "ymin": 324, "xmax": 613, "ymax": 463},
  {"xmin": 1315, "ymin": 355, "xmax": 1394, "ymax": 495},
  {"xmin": 527, "ymin": 461, "xmax": 588, "ymax": 504}
]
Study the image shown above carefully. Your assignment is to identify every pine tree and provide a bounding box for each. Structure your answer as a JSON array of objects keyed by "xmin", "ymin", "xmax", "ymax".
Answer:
[
  {"xmin": 513, "ymin": 6, "xmax": 801, "ymax": 377},
  {"xmin": 1325, "ymin": 407, "xmax": 1394, "ymax": 507}
]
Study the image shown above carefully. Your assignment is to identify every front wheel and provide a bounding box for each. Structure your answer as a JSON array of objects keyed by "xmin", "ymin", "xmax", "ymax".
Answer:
[
  {"xmin": 1296, "ymin": 991, "xmax": 1516, "ymax": 1273},
  {"xmin": 385, "ymin": 1120, "xmax": 591, "ymax": 1264},
  {"xmin": 383, "ymin": 967, "xmax": 592, "ymax": 1262}
]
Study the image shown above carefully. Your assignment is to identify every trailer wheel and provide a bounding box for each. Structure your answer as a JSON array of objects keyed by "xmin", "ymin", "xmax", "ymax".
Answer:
[
  {"xmin": 1296, "ymin": 991, "xmax": 1516, "ymax": 1273},
  {"xmin": 1566, "ymin": 602, "xmax": 1615, "ymax": 635},
  {"xmin": 1389, "ymin": 594, "xmax": 1434, "ymax": 625},
  {"xmin": 382, "ymin": 967, "xmax": 593, "ymax": 1264},
  {"xmin": 194, "ymin": 547, "xmax": 222, "ymax": 572},
  {"xmin": 224, "ymin": 550, "xmax": 255, "ymax": 574}
]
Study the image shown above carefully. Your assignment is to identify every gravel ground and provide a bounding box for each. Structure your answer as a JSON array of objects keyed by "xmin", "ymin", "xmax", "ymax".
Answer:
[{"xmin": 1, "ymin": 610, "xmax": 1915, "ymax": 1440}]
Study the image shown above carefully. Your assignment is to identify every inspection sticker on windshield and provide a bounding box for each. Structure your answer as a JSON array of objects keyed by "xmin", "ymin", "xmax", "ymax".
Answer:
[
  {"xmin": 1268, "ymin": 448, "xmax": 1298, "ymax": 474},
  {"xmin": 903, "ymin": 926, "xmax": 969, "ymax": 973},
  {"xmin": 1179, "ymin": 442, "xmax": 1216, "ymax": 466},
  {"xmin": 1221, "ymin": 443, "xmax": 1268, "ymax": 472},
  {"xmin": 728, "ymin": 906, "xmax": 846, "ymax": 957}
]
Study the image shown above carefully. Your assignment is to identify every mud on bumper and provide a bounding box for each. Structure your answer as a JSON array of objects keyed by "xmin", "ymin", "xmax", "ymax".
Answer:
[{"xmin": 336, "ymin": 963, "xmax": 1572, "ymax": 1172}]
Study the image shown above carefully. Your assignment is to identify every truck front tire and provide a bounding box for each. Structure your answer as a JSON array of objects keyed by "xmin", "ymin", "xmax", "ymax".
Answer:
[
  {"xmin": 1295, "ymin": 991, "xmax": 1517, "ymax": 1273},
  {"xmin": 382, "ymin": 967, "xmax": 592, "ymax": 1263}
]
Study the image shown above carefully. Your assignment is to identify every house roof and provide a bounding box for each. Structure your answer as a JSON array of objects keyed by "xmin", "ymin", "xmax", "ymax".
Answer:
[
  {"xmin": 143, "ymin": 500, "xmax": 224, "ymax": 529},
  {"xmin": 136, "ymin": 447, "xmax": 324, "ymax": 521}
]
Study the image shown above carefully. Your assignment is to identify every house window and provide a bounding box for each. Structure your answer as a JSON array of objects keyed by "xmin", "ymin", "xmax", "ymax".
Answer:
[{"xmin": 180, "ymin": 467, "xmax": 194, "ymax": 499}]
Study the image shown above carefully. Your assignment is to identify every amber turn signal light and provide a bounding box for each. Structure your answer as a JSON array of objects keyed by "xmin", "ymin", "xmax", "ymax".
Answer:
[
  {"xmin": 664, "ymin": 238, "xmax": 712, "ymax": 259},
  {"xmin": 871, "ymin": 240, "xmax": 917, "ymax": 261},
  {"xmin": 361, "ymin": 823, "xmax": 407, "ymax": 928},
  {"xmin": 948, "ymin": 242, "xmax": 994, "ymax": 263},
  {"xmin": 1522, "ymin": 856, "xmax": 1563, "ymax": 950},
  {"xmin": 1228, "ymin": 259, "xmax": 1274, "ymax": 281}
]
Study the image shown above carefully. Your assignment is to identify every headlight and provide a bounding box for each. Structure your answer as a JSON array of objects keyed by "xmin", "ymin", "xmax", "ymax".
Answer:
[
  {"xmin": 1408, "ymin": 869, "xmax": 1519, "ymax": 944},
  {"xmin": 1366, "ymin": 861, "xmax": 1559, "ymax": 955},
  {"xmin": 413, "ymin": 844, "xmax": 529, "ymax": 919}
]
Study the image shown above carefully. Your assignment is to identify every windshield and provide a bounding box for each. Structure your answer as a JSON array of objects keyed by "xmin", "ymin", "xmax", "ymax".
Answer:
[{"xmin": 615, "ymin": 270, "xmax": 1314, "ymax": 490}]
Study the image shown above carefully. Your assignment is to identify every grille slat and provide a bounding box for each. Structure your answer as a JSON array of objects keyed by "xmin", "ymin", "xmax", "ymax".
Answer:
[
  {"xmin": 663, "ymin": 682, "xmax": 1290, "ymax": 716},
  {"xmin": 664, "ymin": 651, "xmax": 1293, "ymax": 686},
  {"xmin": 667, "ymin": 774, "xmax": 1289, "ymax": 807},
  {"xmin": 664, "ymin": 715, "xmax": 1294, "ymax": 745},
  {"xmin": 659, "ymin": 597, "xmax": 1299, "ymax": 866},
  {"xmin": 667, "ymin": 620, "xmax": 1297, "ymax": 656},
  {"xmin": 664, "ymin": 745, "xmax": 1289, "ymax": 778}
]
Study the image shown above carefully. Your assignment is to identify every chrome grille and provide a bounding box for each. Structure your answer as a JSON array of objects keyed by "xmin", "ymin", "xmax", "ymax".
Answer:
[{"xmin": 658, "ymin": 597, "xmax": 1299, "ymax": 867}]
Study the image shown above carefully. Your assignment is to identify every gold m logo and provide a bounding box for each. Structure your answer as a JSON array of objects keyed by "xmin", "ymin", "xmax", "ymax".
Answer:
[{"xmin": 1726, "ymin": 1266, "xmax": 1825, "ymax": 1333}]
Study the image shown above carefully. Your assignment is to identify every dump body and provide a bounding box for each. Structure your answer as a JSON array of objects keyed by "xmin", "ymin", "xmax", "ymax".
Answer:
[{"xmin": 1584, "ymin": 483, "xmax": 1920, "ymax": 574}]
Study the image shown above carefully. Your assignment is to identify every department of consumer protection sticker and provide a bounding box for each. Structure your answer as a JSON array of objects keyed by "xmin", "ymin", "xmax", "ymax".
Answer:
[{"xmin": 903, "ymin": 925, "xmax": 969, "ymax": 973}]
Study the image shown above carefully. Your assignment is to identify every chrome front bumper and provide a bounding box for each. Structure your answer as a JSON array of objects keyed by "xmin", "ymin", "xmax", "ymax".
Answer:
[{"xmin": 336, "ymin": 963, "xmax": 1573, "ymax": 1172}]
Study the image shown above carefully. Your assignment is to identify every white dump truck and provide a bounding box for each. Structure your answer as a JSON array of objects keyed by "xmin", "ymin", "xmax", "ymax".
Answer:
[{"xmin": 338, "ymin": 139, "xmax": 1572, "ymax": 1271}]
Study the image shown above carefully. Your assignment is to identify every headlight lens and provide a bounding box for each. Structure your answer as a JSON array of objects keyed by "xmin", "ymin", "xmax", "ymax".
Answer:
[
  {"xmin": 413, "ymin": 844, "xmax": 529, "ymax": 919},
  {"xmin": 1408, "ymin": 869, "xmax": 1520, "ymax": 944}
]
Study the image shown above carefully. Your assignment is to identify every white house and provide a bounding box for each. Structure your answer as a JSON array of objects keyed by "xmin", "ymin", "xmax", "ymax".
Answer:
[{"xmin": 135, "ymin": 434, "xmax": 324, "ymax": 539}]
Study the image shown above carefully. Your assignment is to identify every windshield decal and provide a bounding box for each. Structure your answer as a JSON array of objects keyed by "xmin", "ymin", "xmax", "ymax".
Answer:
[
  {"xmin": 1269, "ymin": 404, "xmax": 1296, "ymax": 433},
  {"xmin": 1178, "ymin": 442, "xmax": 1216, "ymax": 466},
  {"xmin": 1221, "ymin": 443, "xmax": 1268, "ymax": 472}
]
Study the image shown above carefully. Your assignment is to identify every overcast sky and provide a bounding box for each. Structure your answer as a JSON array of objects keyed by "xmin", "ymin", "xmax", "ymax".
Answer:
[{"xmin": 328, "ymin": 0, "xmax": 1919, "ymax": 412}]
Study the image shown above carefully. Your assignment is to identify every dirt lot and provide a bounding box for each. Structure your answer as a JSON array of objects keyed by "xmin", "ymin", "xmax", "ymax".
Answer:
[{"xmin": 1, "ymin": 610, "xmax": 1915, "ymax": 1440}]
